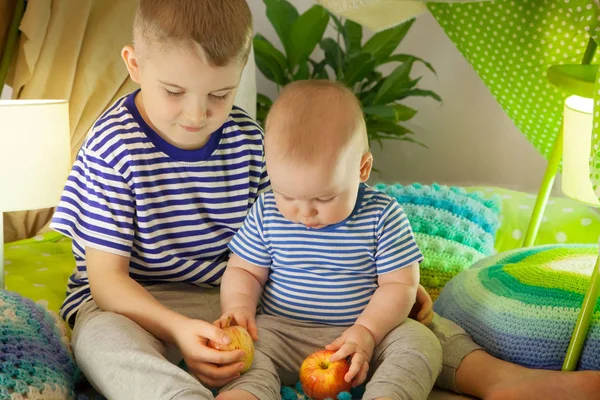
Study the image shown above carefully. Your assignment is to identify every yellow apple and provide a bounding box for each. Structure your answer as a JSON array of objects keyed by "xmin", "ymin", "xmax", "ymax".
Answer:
[{"xmin": 209, "ymin": 316, "xmax": 254, "ymax": 373}]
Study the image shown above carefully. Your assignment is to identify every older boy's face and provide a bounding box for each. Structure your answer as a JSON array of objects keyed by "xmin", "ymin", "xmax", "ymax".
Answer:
[{"xmin": 124, "ymin": 43, "xmax": 243, "ymax": 150}]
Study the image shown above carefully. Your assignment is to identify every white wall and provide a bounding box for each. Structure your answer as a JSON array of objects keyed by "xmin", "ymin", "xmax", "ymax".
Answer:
[
  {"xmin": 248, "ymin": 0, "xmax": 561, "ymax": 194},
  {"xmin": 1, "ymin": 84, "xmax": 11, "ymax": 99}
]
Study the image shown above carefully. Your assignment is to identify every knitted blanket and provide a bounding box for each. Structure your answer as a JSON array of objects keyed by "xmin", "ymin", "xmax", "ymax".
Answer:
[
  {"xmin": 434, "ymin": 244, "xmax": 600, "ymax": 370},
  {"xmin": 0, "ymin": 290, "xmax": 80, "ymax": 400}
]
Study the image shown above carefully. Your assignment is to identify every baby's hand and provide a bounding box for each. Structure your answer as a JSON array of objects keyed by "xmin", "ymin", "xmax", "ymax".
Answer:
[
  {"xmin": 409, "ymin": 284, "xmax": 434, "ymax": 326},
  {"xmin": 213, "ymin": 308, "xmax": 259, "ymax": 342},
  {"xmin": 325, "ymin": 324, "xmax": 375, "ymax": 387}
]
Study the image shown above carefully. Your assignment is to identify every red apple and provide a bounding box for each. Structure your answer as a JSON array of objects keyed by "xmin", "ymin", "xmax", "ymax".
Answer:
[
  {"xmin": 208, "ymin": 316, "xmax": 254, "ymax": 373},
  {"xmin": 300, "ymin": 350, "xmax": 351, "ymax": 400}
]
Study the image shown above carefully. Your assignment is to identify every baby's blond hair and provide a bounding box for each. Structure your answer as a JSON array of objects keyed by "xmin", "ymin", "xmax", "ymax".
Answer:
[
  {"xmin": 265, "ymin": 80, "xmax": 368, "ymax": 165},
  {"xmin": 133, "ymin": 0, "xmax": 252, "ymax": 66}
]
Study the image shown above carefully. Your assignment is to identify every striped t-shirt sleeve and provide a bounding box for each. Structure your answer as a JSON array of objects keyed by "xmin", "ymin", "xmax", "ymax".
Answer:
[
  {"xmin": 51, "ymin": 146, "xmax": 135, "ymax": 257},
  {"xmin": 228, "ymin": 195, "xmax": 271, "ymax": 267},
  {"xmin": 375, "ymin": 200, "xmax": 423, "ymax": 275}
]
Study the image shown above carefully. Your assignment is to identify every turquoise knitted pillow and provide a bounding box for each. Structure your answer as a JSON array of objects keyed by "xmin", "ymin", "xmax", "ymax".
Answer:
[
  {"xmin": 434, "ymin": 244, "xmax": 600, "ymax": 370},
  {"xmin": 0, "ymin": 290, "xmax": 80, "ymax": 399},
  {"xmin": 373, "ymin": 183, "xmax": 501, "ymax": 300}
]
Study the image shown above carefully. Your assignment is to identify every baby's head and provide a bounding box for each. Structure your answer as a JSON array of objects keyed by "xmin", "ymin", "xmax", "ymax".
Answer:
[
  {"xmin": 122, "ymin": 0, "xmax": 252, "ymax": 149},
  {"xmin": 265, "ymin": 80, "xmax": 373, "ymax": 229}
]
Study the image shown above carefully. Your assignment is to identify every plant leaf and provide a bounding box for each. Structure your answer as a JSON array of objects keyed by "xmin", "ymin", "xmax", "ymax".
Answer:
[
  {"xmin": 362, "ymin": 18, "xmax": 415, "ymax": 64},
  {"xmin": 343, "ymin": 19, "xmax": 363, "ymax": 57},
  {"xmin": 373, "ymin": 59, "xmax": 415, "ymax": 105},
  {"xmin": 367, "ymin": 119, "xmax": 413, "ymax": 137},
  {"xmin": 363, "ymin": 105, "xmax": 398, "ymax": 120},
  {"xmin": 395, "ymin": 89, "xmax": 442, "ymax": 103},
  {"xmin": 256, "ymin": 93, "xmax": 274, "ymax": 127},
  {"xmin": 254, "ymin": 34, "xmax": 288, "ymax": 75},
  {"xmin": 263, "ymin": 0, "xmax": 299, "ymax": 58},
  {"xmin": 343, "ymin": 53, "xmax": 376, "ymax": 86},
  {"xmin": 294, "ymin": 61, "xmax": 310, "ymax": 80},
  {"xmin": 386, "ymin": 54, "xmax": 437, "ymax": 75},
  {"xmin": 392, "ymin": 104, "xmax": 418, "ymax": 121},
  {"xmin": 254, "ymin": 39, "xmax": 289, "ymax": 85},
  {"xmin": 320, "ymin": 38, "xmax": 344, "ymax": 77},
  {"xmin": 309, "ymin": 59, "xmax": 330, "ymax": 79},
  {"xmin": 288, "ymin": 5, "xmax": 330, "ymax": 69}
]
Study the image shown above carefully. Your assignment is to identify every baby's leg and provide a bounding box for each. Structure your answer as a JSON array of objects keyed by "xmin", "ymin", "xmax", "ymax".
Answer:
[
  {"xmin": 219, "ymin": 314, "xmax": 345, "ymax": 399},
  {"xmin": 365, "ymin": 318, "xmax": 442, "ymax": 400},
  {"xmin": 72, "ymin": 283, "xmax": 221, "ymax": 400}
]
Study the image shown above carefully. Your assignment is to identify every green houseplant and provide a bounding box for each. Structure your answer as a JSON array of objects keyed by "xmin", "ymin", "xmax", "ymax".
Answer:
[{"xmin": 254, "ymin": 0, "xmax": 440, "ymax": 147}]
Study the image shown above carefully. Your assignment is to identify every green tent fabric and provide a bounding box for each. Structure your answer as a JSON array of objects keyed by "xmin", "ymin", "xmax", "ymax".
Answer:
[{"xmin": 427, "ymin": 0, "xmax": 600, "ymax": 200}]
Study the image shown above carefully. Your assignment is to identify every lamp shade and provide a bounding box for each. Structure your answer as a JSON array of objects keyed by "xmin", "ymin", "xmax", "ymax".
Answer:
[
  {"xmin": 562, "ymin": 95, "xmax": 600, "ymax": 207},
  {"xmin": 0, "ymin": 100, "xmax": 71, "ymax": 212}
]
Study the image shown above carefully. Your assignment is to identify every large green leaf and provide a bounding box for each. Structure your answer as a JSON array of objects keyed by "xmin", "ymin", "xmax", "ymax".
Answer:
[
  {"xmin": 343, "ymin": 53, "xmax": 376, "ymax": 86},
  {"xmin": 343, "ymin": 19, "xmax": 363, "ymax": 57},
  {"xmin": 373, "ymin": 59, "xmax": 414, "ymax": 105},
  {"xmin": 254, "ymin": 39, "xmax": 289, "ymax": 85},
  {"xmin": 363, "ymin": 19, "xmax": 415, "ymax": 64},
  {"xmin": 395, "ymin": 89, "xmax": 442, "ymax": 102},
  {"xmin": 294, "ymin": 61, "xmax": 310, "ymax": 80},
  {"xmin": 363, "ymin": 104, "xmax": 418, "ymax": 122},
  {"xmin": 263, "ymin": 0, "xmax": 299, "ymax": 58},
  {"xmin": 386, "ymin": 54, "xmax": 437, "ymax": 75},
  {"xmin": 320, "ymin": 38, "xmax": 344, "ymax": 76},
  {"xmin": 288, "ymin": 6, "xmax": 330, "ymax": 69},
  {"xmin": 367, "ymin": 120, "xmax": 413, "ymax": 137},
  {"xmin": 254, "ymin": 35, "xmax": 288, "ymax": 75},
  {"xmin": 256, "ymin": 93, "xmax": 274, "ymax": 126},
  {"xmin": 392, "ymin": 104, "xmax": 418, "ymax": 121}
]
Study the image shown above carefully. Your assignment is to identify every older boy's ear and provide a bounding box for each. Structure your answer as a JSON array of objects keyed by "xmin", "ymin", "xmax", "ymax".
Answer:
[
  {"xmin": 121, "ymin": 45, "xmax": 141, "ymax": 84},
  {"xmin": 359, "ymin": 152, "xmax": 373, "ymax": 182}
]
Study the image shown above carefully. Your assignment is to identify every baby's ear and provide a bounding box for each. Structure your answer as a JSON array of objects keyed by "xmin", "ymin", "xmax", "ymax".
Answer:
[{"xmin": 359, "ymin": 152, "xmax": 373, "ymax": 182}]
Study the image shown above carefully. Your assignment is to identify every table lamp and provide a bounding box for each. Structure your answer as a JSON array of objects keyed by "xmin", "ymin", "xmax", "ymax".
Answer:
[
  {"xmin": 0, "ymin": 99, "xmax": 71, "ymax": 289},
  {"xmin": 539, "ymin": 39, "xmax": 600, "ymax": 370}
]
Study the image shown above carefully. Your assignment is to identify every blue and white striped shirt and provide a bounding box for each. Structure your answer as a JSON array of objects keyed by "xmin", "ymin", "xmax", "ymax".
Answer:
[
  {"xmin": 51, "ymin": 90, "xmax": 269, "ymax": 324},
  {"xmin": 228, "ymin": 184, "xmax": 423, "ymax": 326}
]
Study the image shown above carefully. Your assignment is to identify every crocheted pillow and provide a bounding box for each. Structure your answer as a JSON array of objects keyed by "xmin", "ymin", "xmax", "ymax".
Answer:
[
  {"xmin": 373, "ymin": 183, "xmax": 501, "ymax": 300},
  {"xmin": 0, "ymin": 290, "xmax": 80, "ymax": 399},
  {"xmin": 434, "ymin": 244, "xmax": 600, "ymax": 370}
]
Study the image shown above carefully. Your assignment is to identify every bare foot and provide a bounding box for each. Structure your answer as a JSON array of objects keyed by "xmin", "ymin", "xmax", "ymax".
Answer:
[{"xmin": 486, "ymin": 370, "xmax": 600, "ymax": 400}]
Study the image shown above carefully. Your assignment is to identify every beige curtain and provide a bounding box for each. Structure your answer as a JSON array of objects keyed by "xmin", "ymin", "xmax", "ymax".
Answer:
[{"xmin": 4, "ymin": 0, "xmax": 139, "ymax": 242}]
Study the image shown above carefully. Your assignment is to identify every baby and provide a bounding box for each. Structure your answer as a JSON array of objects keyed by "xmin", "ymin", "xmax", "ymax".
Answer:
[{"xmin": 214, "ymin": 80, "xmax": 442, "ymax": 400}]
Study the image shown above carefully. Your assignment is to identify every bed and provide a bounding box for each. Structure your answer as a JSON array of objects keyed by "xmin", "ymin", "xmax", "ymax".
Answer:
[{"xmin": 3, "ymin": 184, "xmax": 599, "ymax": 400}]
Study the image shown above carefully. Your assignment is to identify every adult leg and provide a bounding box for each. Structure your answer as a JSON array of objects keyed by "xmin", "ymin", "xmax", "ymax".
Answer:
[{"xmin": 431, "ymin": 313, "xmax": 600, "ymax": 400}]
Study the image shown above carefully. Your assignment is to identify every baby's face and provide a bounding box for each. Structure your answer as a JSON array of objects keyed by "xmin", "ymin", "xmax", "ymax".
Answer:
[
  {"xmin": 124, "ymin": 42, "xmax": 243, "ymax": 149},
  {"xmin": 268, "ymin": 150, "xmax": 367, "ymax": 229}
]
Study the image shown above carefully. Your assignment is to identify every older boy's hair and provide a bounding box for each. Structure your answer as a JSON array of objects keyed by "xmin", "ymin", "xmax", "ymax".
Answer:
[
  {"xmin": 133, "ymin": 0, "xmax": 252, "ymax": 66},
  {"xmin": 265, "ymin": 80, "xmax": 368, "ymax": 164}
]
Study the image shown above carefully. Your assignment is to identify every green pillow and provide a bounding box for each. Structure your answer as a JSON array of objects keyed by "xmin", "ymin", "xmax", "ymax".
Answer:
[
  {"xmin": 3, "ymin": 232, "xmax": 74, "ymax": 313},
  {"xmin": 374, "ymin": 183, "xmax": 502, "ymax": 300},
  {"xmin": 466, "ymin": 186, "xmax": 600, "ymax": 253}
]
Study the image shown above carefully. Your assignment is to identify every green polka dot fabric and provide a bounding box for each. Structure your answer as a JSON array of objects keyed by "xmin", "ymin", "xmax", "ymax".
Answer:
[
  {"xmin": 466, "ymin": 186, "xmax": 600, "ymax": 252},
  {"xmin": 427, "ymin": 0, "xmax": 600, "ymax": 201},
  {"xmin": 3, "ymin": 232, "xmax": 75, "ymax": 313}
]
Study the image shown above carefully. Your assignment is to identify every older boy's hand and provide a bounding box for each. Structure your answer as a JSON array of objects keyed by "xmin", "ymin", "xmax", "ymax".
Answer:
[
  {"xmin": 213, "ymin": 307, "xmax": 259, "ymax": 342},
  {"xmin": 174, "ymin": 318, "xmax": 246, "ymax": 388},
  {"xmin": 325, "ymin": 324, "xmax": 375, "ymax": 387},
  {"xmin": 409, "ymin": 284, "xmax": 434, "ymax": 326}
]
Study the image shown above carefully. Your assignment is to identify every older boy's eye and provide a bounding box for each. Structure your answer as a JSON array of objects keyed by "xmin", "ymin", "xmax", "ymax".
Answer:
[
  {"xmin": 165, "ymin": 89, "xmax": 184, "ymax": 97},
  {"xmin": 210, "ymin": 93, "xmax": 229, "ymax": 101}
]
